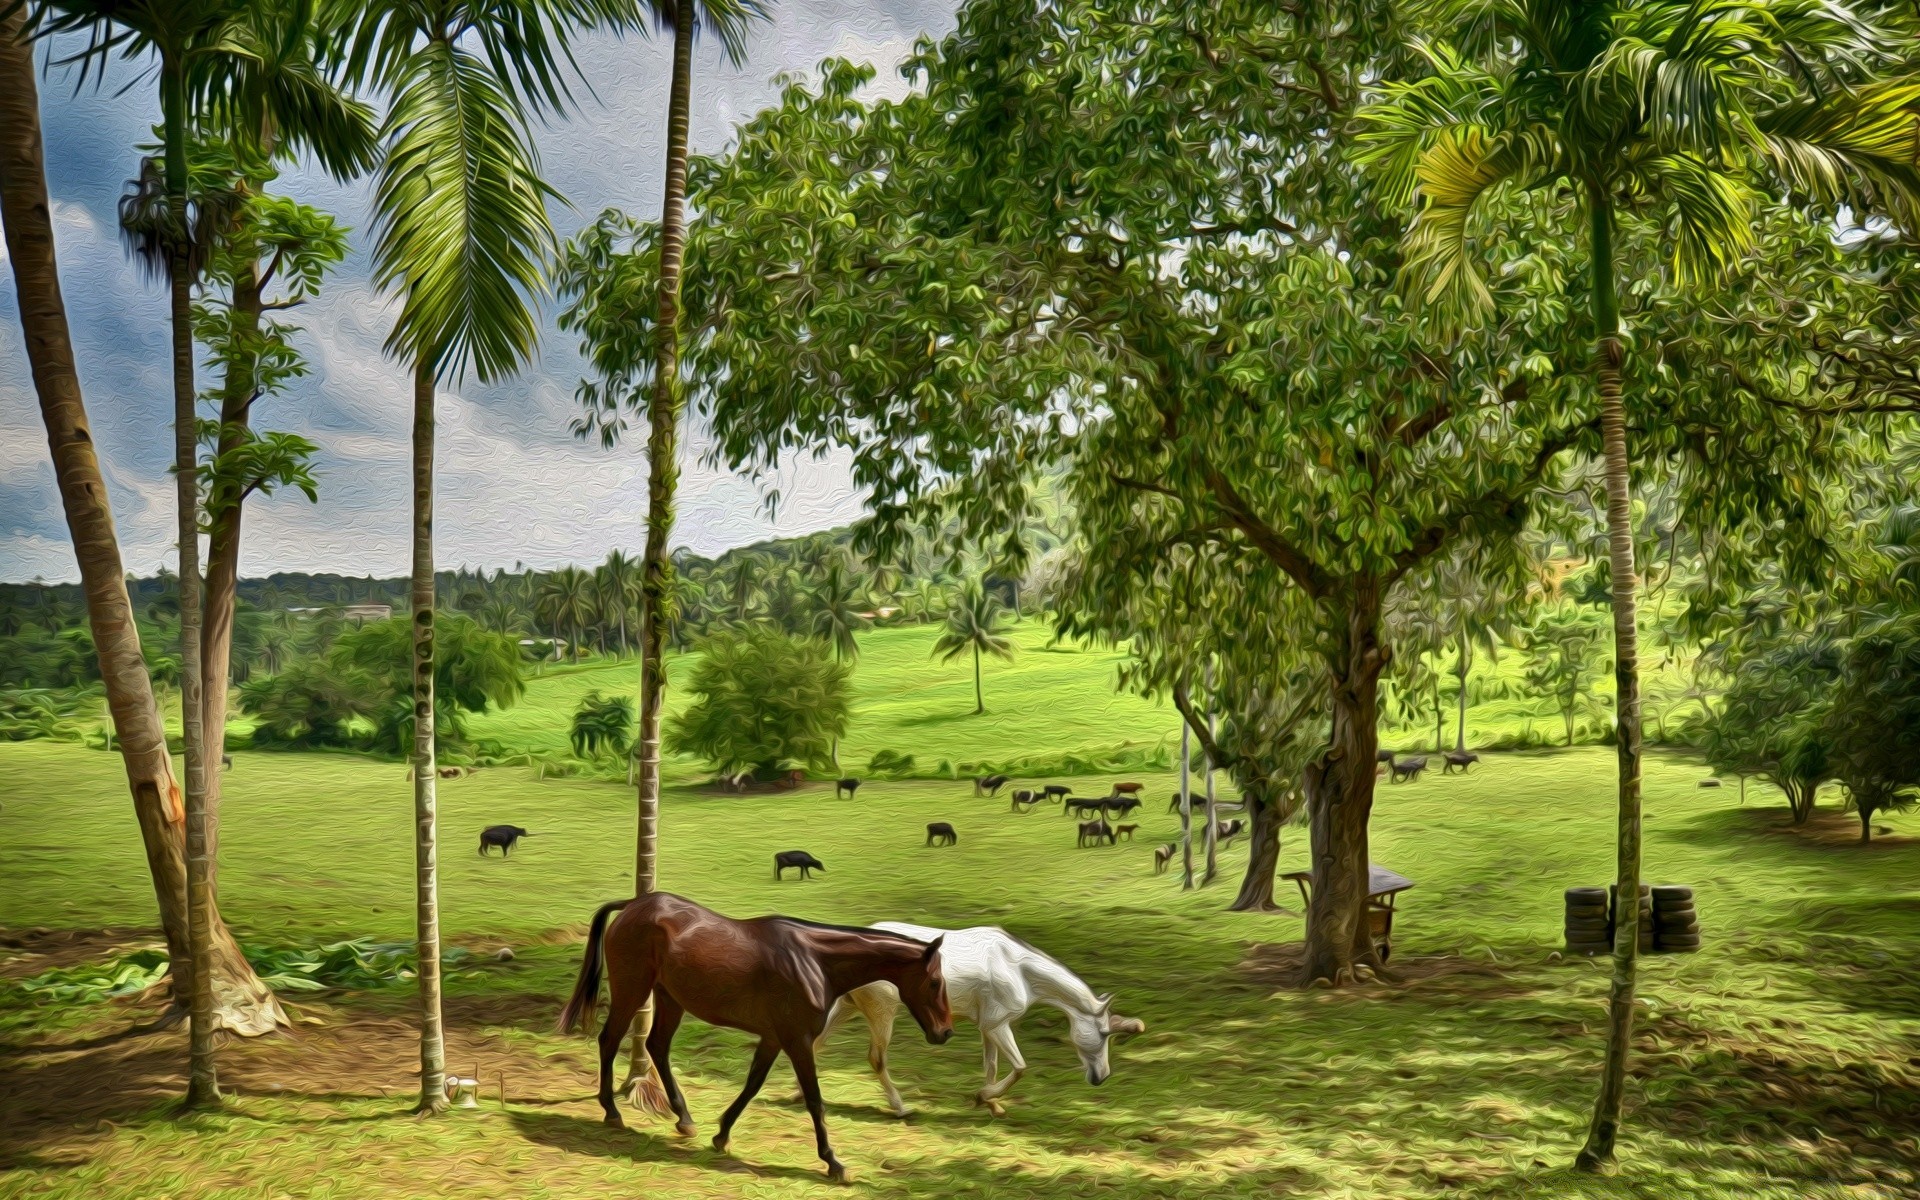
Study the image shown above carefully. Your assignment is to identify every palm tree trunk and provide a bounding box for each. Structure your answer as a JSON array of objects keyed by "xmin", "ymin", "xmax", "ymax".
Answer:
[
  {"xmin": 972, "ymin": 643, "xmax": 984, "ymax": 714},
  {"xmin": 621, "ymin": 0, "xmax": 695, "ymax": 1116},
  {"xmin": 158, "ymin": 55, "xmax": 221, "ymax": 1110},
  {"xmin": 1455, "ymin": 635, "xmax": 1470, "ymax": 752},
  {"xmin": 409, "ymin": 356, "xmax": 448, "ymax": 1115},
  {"xmin": 1576, "ymin": 188, "xmax": 1644, "ymax": 1173}
]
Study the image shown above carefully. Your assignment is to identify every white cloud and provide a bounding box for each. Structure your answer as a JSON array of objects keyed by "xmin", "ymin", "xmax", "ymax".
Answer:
[{"xmin": 0, "ymin": 1, "xmax": 957, "ymax": 584}]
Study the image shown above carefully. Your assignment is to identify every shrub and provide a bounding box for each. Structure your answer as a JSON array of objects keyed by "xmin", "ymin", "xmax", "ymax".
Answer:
[
  {"xmin": 666, "ymin": 628, "xmax": 851, "ymax": 779},
  {"xmin": 866, "ymin": 748, "xmax": 917, "ymax": 777},
  {"xmin": 571, "ymin": 691, "xmax": 635, "ymax": 762}
]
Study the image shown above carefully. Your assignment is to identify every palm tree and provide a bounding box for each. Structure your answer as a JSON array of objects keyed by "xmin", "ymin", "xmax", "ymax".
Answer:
[
  {"xmin": 539, "ymin": 567, "xmax": 594, "ymax": 663},
  {"xmin": 810, "ymin": 562, "xmax": 867, "ymax": 765},
  {"xmin": 339, "ymin": 0, "xmax": 639, "ymax": 1115},
  {"xmin": 28, "ymin": 0, "xmax": 371, "ymax": 1105},
  {"xmin": 1359, "ymin": 0, "xmax": 1920, "ymax": 1168},
  {"xmin": 598, "ymin": 550, "xmax": 641, "ymax": 656},
  {"xmin": 933, "ymin": 582, "xmax": 1014, "ymax": 715}
]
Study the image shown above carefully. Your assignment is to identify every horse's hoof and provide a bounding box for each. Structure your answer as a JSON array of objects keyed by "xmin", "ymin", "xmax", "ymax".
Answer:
[
  {"xmin": 711, "ymin": 1135, "xmax": 729, "ymax": 1154},
  {"xmin": 675, "ymin": 1122, "xmax": 697, "ymax": 1138},
  {"xmin": 826, "ymin": 1163, "xmax": 847, "ymax": 1184},
  {"xmin": 603, "ymin": 1113, "xmax": 626, "ymax": 1129},
  {"xmin": 986, "ymin": 1100, "xmax": 1007, "ymax": 1117}
]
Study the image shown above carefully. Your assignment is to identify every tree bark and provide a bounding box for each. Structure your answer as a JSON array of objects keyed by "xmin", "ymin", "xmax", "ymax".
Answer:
[
  {"xmin": 1302, "ymin": 584, "xmax": 1388, "ymax": 985},
  {"xmin": 158, "ymin": 55, "xmax": 221, "ymax": 1109},
  {"xmin": 1, "ymin": 15, "xmax": 280, "ymax": 1047},
  {"xmin": 1228, "ymin": 783, "xmax": 1295, "ymax": 912},
  {"xmin": 1454, "ymin": 634, "xmax": 1470, "ymax": 752},
  {"xmin": 1576, "ymin": 188, "xmax": 1644, "ymax": 1174},
  {"xmin": 620, "ymin": 0, "xmax": 695, "ymax": 1116},
  {"xmin": 409, "ymin": 357, "xmax": 448, "ymax": 1115},
  {"xmin": 1202, "ymin": 660, "xmax": 1219, "ymax": 885}
]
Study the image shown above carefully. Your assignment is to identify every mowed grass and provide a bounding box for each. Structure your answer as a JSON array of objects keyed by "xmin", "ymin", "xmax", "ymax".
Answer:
[
  {"xmin": 3, "ymin": 736, "xmax": 1918, "ymax": 1200},
  {"xmin": 468, "ymin": 620, "xmax": 1176, "ymax": 774}
]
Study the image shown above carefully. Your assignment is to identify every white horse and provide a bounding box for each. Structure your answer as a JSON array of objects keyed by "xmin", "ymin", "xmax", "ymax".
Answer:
[{"xmin": 817, "ymin": 922, "xmax": 1145, "ymax": 1116}]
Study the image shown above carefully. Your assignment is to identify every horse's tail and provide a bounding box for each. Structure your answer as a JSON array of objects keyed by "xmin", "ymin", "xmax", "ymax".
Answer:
[{"xmin": 557, "ymin": 899, "xmax": 630, "ymax": 1034}]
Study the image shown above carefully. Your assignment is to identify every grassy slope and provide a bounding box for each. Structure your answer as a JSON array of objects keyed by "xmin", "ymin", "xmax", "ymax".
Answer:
[{"xmin": 3, "ymin": 735, "xmax": 1916, "ymax": 1199}]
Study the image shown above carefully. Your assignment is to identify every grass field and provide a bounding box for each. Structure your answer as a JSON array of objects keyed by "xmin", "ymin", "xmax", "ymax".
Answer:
[{"xmin": 4, "ymin": 727, "xmax": 1917, "ymax": 1199}]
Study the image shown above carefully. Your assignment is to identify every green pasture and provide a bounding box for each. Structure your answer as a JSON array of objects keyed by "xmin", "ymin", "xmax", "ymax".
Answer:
[{"xmin": 3, "ymin": 736, "xmax": 1916, "ymax": 1200}]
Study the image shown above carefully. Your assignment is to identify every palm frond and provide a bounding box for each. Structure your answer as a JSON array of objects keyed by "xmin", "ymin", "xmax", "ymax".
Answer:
[
  {"xmin": 1403, "ymin": 124, "xmax": 1524, "ymax": 316},
  {"xmin": 372, "ymin": 40, "xmax": 557, "ymax": 381},
  {"xmin": 1634, "ymin": 151, "xmax": 1759, "ymax": 285},
  {"xmin": 1758, "ymin": 78, "xmax": 1920, "ymax": 224},
  {"xmin": 1354, "ymin": 41, "xmax": 1502, "ymax": 208}
]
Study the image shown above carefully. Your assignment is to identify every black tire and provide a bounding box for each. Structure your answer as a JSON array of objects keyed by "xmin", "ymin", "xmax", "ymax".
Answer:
[
  {"xmin": 1565, "ymin": 887, "xmax": 1608, "ymax": 903},
  {"xmin": 1651, "ymin": 885, "xmax": 1693, "ymax": 902},
  {"xmin": 1656, "ymin": 921, "xmax": 1700, "ymax": 935},
  {"xmin": 1565, "ymin": 902, "xmax": 1608, "ymax": 917},
  {"xmin": 1657, "ymin": 936, "xmax": 1702, "ymax": 951},
  {"xmin": 1565, "ymin": 919, "xmax": 1611, "ymax": 935},
  {"xmin": 1565, "ymin": 911, "xmax": 1609, "ymax": 926}
]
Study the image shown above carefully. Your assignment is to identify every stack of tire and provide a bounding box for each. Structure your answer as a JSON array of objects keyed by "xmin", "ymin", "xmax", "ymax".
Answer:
[
  {"xmin": 1564, "ymin": 887, "xmax": 1611, "ymax": 955},
  {"xmin": 1651, "ymin": 885, "xmax": 1700, "ymax": 952}
]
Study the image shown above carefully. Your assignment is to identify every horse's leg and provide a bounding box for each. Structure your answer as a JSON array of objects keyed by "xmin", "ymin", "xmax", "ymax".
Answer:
[
  {"xmin": 712, "ymin": 1038, "xmax": 780, "ymax": 1156},
  {"xmin": 786, "ymin": 1037, "xmax": 845, "ymax": 1182},
  {"xmin": 857, "ymin": 989, "xmax": 908, "ymax": 1118},
  {"xmin": 976, "ymin": 1022, "xmax": 1028, "ymax": 1115},
  {"xmin": 595, "ymin": 963, "xmax": 652, "ymax": 1128},
  {"xmin": 645, "ymin": 989, "xmax": 697, "ymax": 1137}
]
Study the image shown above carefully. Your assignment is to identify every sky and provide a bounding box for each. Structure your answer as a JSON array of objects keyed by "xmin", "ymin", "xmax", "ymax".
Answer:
[{"xmin": 0, "ymin": 2, "xmax": 959, "ymax": 584}]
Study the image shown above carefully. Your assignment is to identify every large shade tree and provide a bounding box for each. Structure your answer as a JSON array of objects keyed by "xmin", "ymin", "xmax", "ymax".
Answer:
[{"xmin": 1358, "ymin": 0, "xmax": 1920, "ymax": 1164}]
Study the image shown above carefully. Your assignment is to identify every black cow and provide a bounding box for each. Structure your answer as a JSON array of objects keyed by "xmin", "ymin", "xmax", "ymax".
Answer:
[
  {"xmin": 1376, "ymin": 749, "xmax": 1396, "ymax": 764},
  {"xmin": 478, "ymin": 825, "xmax": 532, "ymax": 856},
  {"xmin": 1214, "ymin": 818, "xmax": 1246, "ymax": 845},
  {"xmin": 774, "ymin": 850, "xmax": 826, "ymax": 880},
  {"xmin": 1041, "ymin": 784, "xmax": 1072, "ymax": 801},
  {"xmin": 1102, "ymin": 796, "xmax": 1143, "ymax": 819},
  {"xmin": 1077, "ymin": 819, "xmax": 1115, "ymax": 848},
  {"xmin": 1390, "ymin": 756, "xmax": 1429, "ymax": 783},
  {"xmin": 926, "ymin": 822, "xmax": 959, "ymax": 846},
  {"xmin": 1168, "ymin": 791, "xmax": 1195, "ymax": 814},
  {"xmin": 1442, "ymin": 750, "xmax": 1480, "ymax": 774},
  {"xmin": 975, "ymin": 774, "xmax": 1011, "ymax": 796},
  {"xmin": 1067, "ymin": 797, "xmax": 1107, "ymax": 819},
  {"xmin": 836, "ymin": 777, "xmax": 861, "ymax": 799},
  {"xmin": 221, "ymin": 754, "xmax": 233, "ymax": 770}
]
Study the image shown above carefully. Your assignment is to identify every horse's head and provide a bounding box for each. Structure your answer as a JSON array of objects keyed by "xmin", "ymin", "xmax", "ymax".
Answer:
[
  {"xmin": 897, "ymin": 936, "xmax": 953, "ymax": 1045},
  {"xmin": 1067, "ymin": 994, "xmax": 1146, "ymax": 1086}
]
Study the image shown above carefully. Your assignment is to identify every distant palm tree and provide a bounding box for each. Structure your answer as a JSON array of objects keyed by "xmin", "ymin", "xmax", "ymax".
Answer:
[
  {"xmin": 934, "ymin": 582, "xmax": 1014, "ymax": 715},
  {"xmin": 810, "ymin": 563, "xmax": 867, "ymax": 664},
  {"xmin": 598, "ymin": 550, "xmax": 641, "ymax": 656},
  {"xmin": 479, "ymin": 596, "xmax": 526, "ymax": 637},
  {"xmin": 539, "ymin": 567, "xmax": 594, "ymax": 663}
]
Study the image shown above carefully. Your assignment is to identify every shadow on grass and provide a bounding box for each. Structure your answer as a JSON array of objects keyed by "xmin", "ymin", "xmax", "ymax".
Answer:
[{"xmin": 510, "ymin": 1108, "xmax": 827, "ymax": 1184}]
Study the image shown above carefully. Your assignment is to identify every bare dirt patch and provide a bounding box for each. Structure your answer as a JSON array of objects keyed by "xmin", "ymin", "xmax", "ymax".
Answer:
[
  {"xmin": 1236, "ymin": 941, "xmax": 1524, "ymax": 993},
  {"xmin": 0, "ymin": 928, "xmax": 163, "ymax": 982}
]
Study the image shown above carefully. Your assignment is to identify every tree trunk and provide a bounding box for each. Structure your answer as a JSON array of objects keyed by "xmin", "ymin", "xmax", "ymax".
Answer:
[
  {"xmin": 621, "ymin": 0, "xmax": 695, "ymax": 1116},
  {"xmin": 1455, "ymin": 635, "xmax": 1470, "ymax": 752},
  {"xmin": 159, "ymin": 57, "xmax": 221, "ymax": 1109},
  {"xmin": 0, "ymin": 20, "xmax": 283, "ymax": 1044},
  {"xmin": 1576, "ymin": 189, "xmax": 1644, "ymax": 1174},
  {"xmin": 1302, "ymin": 585, "xmax": 1387, "ymax": 985},
  {"xmin": 1202, "ymin": 662, "xmax": 1218, "ymax": 886},
  {"xmin": 972, "ymin": 643, "xmax": 984, "ymax": 714},
  {"xmin": 1178, "ymin": 701, "xmax": 1193, "ymax": 890},
  {"xmin": 409, "ymin": 357, "xmax": 448, "ymax": 1115},
  {"xmin": 1228, "ymin": 783, "xmax": 1295, "ymax": 912},
  {"xmin": 1858, "ymin": 805, "xmax": 1872, "ymax": 843}
]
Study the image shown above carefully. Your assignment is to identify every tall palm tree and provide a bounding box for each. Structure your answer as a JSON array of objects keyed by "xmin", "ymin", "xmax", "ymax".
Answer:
[
  {"xmin": 339, "ymin": 0, "xmax": 640, "ymax": 1115},
  {"xmin": 29, "ymin": 0, "xmax": 372, "ymax": 1105},
  {"xmin": 810, "ymin": 562, "xmax": 866, "ymax": 765},
  {"xmin": 1359, "ymin": 0, "xmax": 1920, "ymax": 1168},
  {"xmin": 539, "ymin": 567, "xmax": 594, "ymax": 663},
  {"xmin": 933, "ymin": 582, "xmax": 1015, "ymax": 715}
]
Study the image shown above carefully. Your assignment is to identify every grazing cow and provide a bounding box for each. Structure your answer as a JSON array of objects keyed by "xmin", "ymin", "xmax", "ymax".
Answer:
[
  {"xmin": 1102, "ymin": 796, "xmax": 1142, "ymax": 819},
  {"xmin": 1376, "ymin": 749, "xmax": 1396, "ymax": 764},
  {"xmin": 1167, "ymin": 791, "xmax": 1195, "ymax": 814},
  {"xmin": 1152, "ymin": 843, "xmax": 1177, "ymax": 874},
  {"xmin": 1698, "ymin": 778, "xmax": 1723, "ymax": 789},
  {"xmin": 978, "ymin": 774, "xmax": 1011, "ymax": 797},
  {"xmin": 1111, "ymin": 782, "xmax": 1143, "ymax": 798},
  {"xmin": 1011, "ymin": 789, "xmax": 1034, "ymax": 804},
  {"xmin": 775, "ymin": 850, "xmax": 826, "ymax": 880},
  {"xmin": 1442, "ymin": 750, "xmax": 1480, "ymax": 774},
  {"xmin": 221, "ymin": 754, "xmax": 233, "ymax": 770},
  {"xmin": 462, "ymin": 765, "xmax": 480, "ymax": 777},
  {"xmin": 926, "ymin": 822, "xmax": 959, "ymax": 847},
  {"xmin": 1041, "ymin": 785, "xmax": 1072, "ymax": 802},
  {"xmin": 479, "ymin": 824, "xmax": 532, "ymax": 856},
  {"xmin": 438, "ymin": 766, "xmax": 462, "ymax": 779},
  {"xmin": 1389, "ymin": 756, "xmax": 1429, "ymax": 783},
  {"xmin": 1076, "ymin": 819, "xmax": 1114, "ymax": 848},
  {"xmin": 1114, "ymin": 823, "xmax": 1138, "ymax": 842},
  {"xmin": 837, "ymin": 778, "xmax": 861, "ymax": 799},
  {"xmin": 1010, "ymin": 792, "xmax": 1041, "ymax": 813},
  {"xmin": 1066, "ymin": 797, "xmax": 1106, "ymax": 819},
  {"xmin": 1214, "ymin": 818, "xmax": 1246, "ymax": 845}
]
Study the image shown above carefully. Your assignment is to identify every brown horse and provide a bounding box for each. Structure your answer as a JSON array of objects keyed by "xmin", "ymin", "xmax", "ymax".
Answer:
[{"xmin": 558, "ymin": 892, "xmax": 953, "ymax": 1181}]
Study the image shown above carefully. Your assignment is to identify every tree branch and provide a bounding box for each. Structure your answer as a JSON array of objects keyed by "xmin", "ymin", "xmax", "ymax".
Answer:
[
  {"xmin": 1205, "ymin": 468, "xmax": 1334, "ymax": 598},
  {"xmin": 1386, "ymin": 419, "xmax": 1593, "ymax": 582}
]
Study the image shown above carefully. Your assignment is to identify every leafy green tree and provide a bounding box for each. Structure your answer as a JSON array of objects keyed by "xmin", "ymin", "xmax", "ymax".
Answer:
[
  {"xmin": 810, "ymin": 563, "xmax": 867, "ymax": 664},
  {"xmin": 1358, "ymin": 0, "xmax": 1920, "ymax": 1164},
  {"xmin": 1826, "ymin": 616, "xmax": 1920, "ymax": 842},
  {"xmin": 933, "ymin": 582, "xmax": 1014, "ymax": 716},
  {"xmin": 1704, "ymin": 639, "xmax": 1842, "ymax": 823},
  {"xmin": 315, "ymin": 614, "xmax": 524, "ymax": 754},
  {"xmin": 571, "ymin": 690, "xmax": 636, "ymax": 763},
  {"xmin": 1520, "ymin": 607, "xmax": 1608, "ymax": 746},
  {"xmin": 597, "ymin": 551, "xmax": 641, "ymax": 656},
  {"xmin": 665, "ymin": 628, "xmax": 850, "ymax": 780}
]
